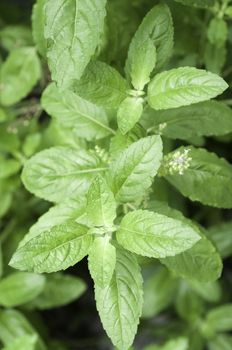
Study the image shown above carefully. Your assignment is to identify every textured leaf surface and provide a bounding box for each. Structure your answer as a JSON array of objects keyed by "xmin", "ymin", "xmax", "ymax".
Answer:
[
  {"xmin": 109, "ymin": 136, "xmax": 163, "ymax": 203},
  {"xmin": 44, "ymin": 0, "xmax": 107, "ymax": 88},
  {"xmin": 142, "ymin": 101, "xmax": 232, "ymax": 139},
  {"xmin": 86, "ymin": 175, "xmax": 116, "ymax": 227},
  {"xmin": 117, "ymin": 210, "xmax": 200, "ymax": 258},
  {"xmin": 165, "ymin": 146, "xmax": 232, "ymax": 208},
  {"xmin": 95, "ymin": 248, "xmax": 143, "ymax": 350},
  {"xmin": 117, "ymin": 97, "xmax": 144, "ymax": 135},
  {"xmin": 88, "ymin": 236, "xmax": 116, "ymax": 287},
  {"xmin": 10, "ymin": 220, "xmax": 93, "ymax": 273},
  {"xmin": 148, "ymin": 67, "xmax": 228, "ymax": 110},
  {"xmin": 0, "ymin": 272, "xmax": 45, "ymax": 307},
  {"xmin": 22, "ymin": 146, "xmax": 106, "ymax": 203},
  {"xmin": 28, "ymin": 273, "xmax": 86, "ymax": 309},
  {"xmin": 126, "ymin": 4, "xmax": 173, "ymax": 73},
  {"xmin": 73, "ymin": 61, "xmax": 129, "ymax": 109},
  {"xmin": 42, "ymin": 83, "xmax": 112, "ymax": 140},
  {"xmin": 0, "ymin": 47, "xmax": 41, "ymax": 106}
]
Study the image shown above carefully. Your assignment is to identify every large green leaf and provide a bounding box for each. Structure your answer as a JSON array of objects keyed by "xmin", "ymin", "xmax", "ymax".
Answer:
[
  {"xmin": 141, "ymin": 101, "xmax": 232, "ymax": 139},
  {"xmin": 95, "ymin": 247, "xmax": 143, "ymax": 350},
  {"xmin": 164, "ymin": 146, "xmax": 232, "ymax": 208},
  {"xmin": 147, "ymin": 67, "xmax": 228, "ymax": 110},
  {"xmin": 0, "ymin": 47, "xmax": 41, "ymax": 106},
  {"xmin": 117, "ymin": 210, "xmax": 200, "ymax": 258},
  {"xmin": 126, "ymin": 4, "xmax": 173, "ymax": 76},
  {"xmin": 73, "ymin": 61, "xmax": 129, "ymax": 109},
  {"xmin": 28, "ymin": 273, "xmax": 86, "ymax": 309},
  {"xmin": 109, "ymin": 136, "xmax": 163, "ymax": 203},
  {"xmin": 0, "ymin": 272, "xmax": 45, "ymax": 307},
  {"xmin": 148, "ymin": 201, "xmax": 222, "ymax": 282},
  {"xmin": 88, "ymin": 236, "xmax": 116, "ymax": 287},
  {"xmin": 44, "ymin": 0, "xmax": 107, "ymax": 88},
  {"xmin": 41, "ymin": 83, "xmax": 112, "ymax": 140},
  {"xmin": 86, "ymin": 175, "xmax": 116, "ymax": 228},
  {"xmin": 22, "ymin": 146, "xmax": 106, "ymax": 203},
  {"xmin": 10, "ymin": 220, "xmax": 93, "ymax": 273}
]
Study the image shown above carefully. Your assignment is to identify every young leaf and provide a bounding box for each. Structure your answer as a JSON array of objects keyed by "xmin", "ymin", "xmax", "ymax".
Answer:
[
  {"xmin": 73, "ymin": 61, "xmax": 129, "ymax": 109},
  {"xmin": 42, "ymin": 83, "xmax": 112, "ymax": 140},
  {"xmin": 95, "ymin": 247, "xmax": 143, "ymax": 350},
  {"xmin": 126, "ymin": 4, "xmax": 173, "ymax": 74},
  {"xmin": 163, "ymin": 146, "xmax": 232, "ymax": 208},
  {"xmin": 27, "ymin": 273, "xmax": 86, "ymax": 310},
  {"xmin": 0, "ymin": 47, "xmax": 41, "ymax": 106},
  {"xmin": 117, "ymin": 210, "xmax": 200, "ymax": 258},
  {"xmin": 0, "ymin": 158, "xmax": 21, "ymax": 179},
  {"xmin": 207, "ymin": 221, "xmax": 232, "ymax": 258},
  {"xmin": 204, "ymin": 42, "xmax": 226, "ymax": 74},
  {"xmin": 117, "ymin": 97, "xmax": 144, "ymax": 135},
  {"xmin": 147, "ymin": 67, "xmax": 228, "ymax": 110},
  {"xmin": 0, "ymin": 272, "xmax": 45, "ymax": 307},
  {"xmin": 142, "ymin": 101, "xmax": 232, "ymax": 140},
  {"xmin": 22, "ymin": 146, "xmax": 107, "ymax": 203},
  {"xmin": 109, "ymin": 136, "xmax": 163, "ymax": 203},
  {"xmin": 2, "ymin": 335, "xmax": 37, "ymax": 350},
  {"xmin": 9, "ymin": 220, "xmax": 93, "ymax": 273},
  {"xmin": 88, "ymin": 236, "xmax": 116, "ymax": 287},
  {"xmin": 126, "ymin": 37, "xmax": 156, "ymax": 90},
  {"xmin": 86, "ymin": 175, "xmax": 116, "ymax": 228},
  {"xmin": 44, "ymin": 0, "xmax": 107, "ymax": 88},
  {"xmin": 32, "ymin": 0, "xmax": 47, "ymax": 56}
]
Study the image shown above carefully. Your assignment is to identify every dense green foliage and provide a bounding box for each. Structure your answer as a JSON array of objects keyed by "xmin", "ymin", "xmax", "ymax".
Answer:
[{"xmin": 0, "ymin": 0, "xmax": 232, "ymax": 349}]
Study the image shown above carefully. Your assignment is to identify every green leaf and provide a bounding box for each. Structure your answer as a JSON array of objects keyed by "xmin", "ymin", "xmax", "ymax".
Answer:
[
  {"xmin": 95, "ymin": 247, "xmax": 143, "ymax": 350},
  {"xmin": 204, "ymin": 42, "xmax": 226, "ymax": 74},
  {"xmin": 3, "ymin": 335, "xmax": 37, "ymax": 350},
  {"xmin": 0, "ymin": 26, "xmax": 33, "ymax": 52},
  {"xmin": 147, "ymin": 67, "xmax": 228, "ymax": 110},
  {"xmin": 9, "ymin": 220, "xmax": 93, "ymax": 273},
  {"xmin": 126, "ymin": 4, "xmax": 173, "ymax": 74},
  {"xmin": 174, "ymin": 0, "xmax": 216, "ymax": 8},
  {"xmin": 126, "ymin": 37, "xmax": 156, "ymax": 90},
  {"xmin": 109, "ymin": 136, "xmax": 163, "ymax": 203},
  {"xmin": 44, "ymin": 0, "xmax": 107, "ymax": 88},
  {"xmin": 142, "ymin": 266, "xmax": 177, "ymax": 318},
  {"xmin": 207, "ymin": 18, "xmax": 228, "ymax": 47},
  {"xmin": 189, "ymin": 280, "xmax": 221, "ymax": 303},
  {"xmin": 144, "ymin": 337, "xmax": 189, "ymax": 350},
  {"xmin": 148, "ymin": 201, "xmax": 222, "ymax": 282},
  {"xmin": 42, "ymin": 83, "xmax": 112, "ymax": 140},
  {"xmin": 88, "ymin": 236, "xmax": 116, "ymax": 287},
  {"xmin": 204, "ymin": 304, "xmax": 232, "ymax": 333},
  {"xmin": 208, "ymin": 335, "xmax": 232, "ymax": 350},
  {"xmin": 72, "ymin": 61, "xmax": 129, "ymax": 109},
  {"xmin": 207, "ymin": 221, "xmax": 232, "ymax": 258},
  {"xmin": 0, "ymin": 272, "xmax": 45, "ymax": 307},
  {"xmin": 142, "ymin": 101, "xmax": 232, "ymax": 140},
  {"xmin": 163, "ymin": 146, "xmax": 232, "ymax": 208},
  {"xmin": 22, "ymin": 146, "xmax": 107, "ymax": 203},
  {"xmin": 86, "ymin": 175, "xmax": 116, "ymax": 227},
  {"xmin": 22, "ymin": 133, "xmax": 41, "ymax": 157},
  {"xmin": 117, "ymin": 209, "xmax": 200, "ymax": 258},
  {"xmin": 117, "ymin": 97, "xmax": 144, "ymax": 135},
  {"xmin": 0, "ymin": 309, "xmax": 45, "ymax": 350},
  {"xmin": 32, "ymin": 0, "xmax": 47, "ymax": 56},
  {"xmin": 27, "ymin": 273, "xmax": 86, "ymax": 310},
  {"xmin": 0, "ymin": 157, "xmax": 21, "ymax": 179},
  {"xmin": 20, "ymin": 197, "xmax": 86, "ymax": 246},
  {"xmin": 0, "ymin": 47, "xmax": 41, "ymax": 106}
]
